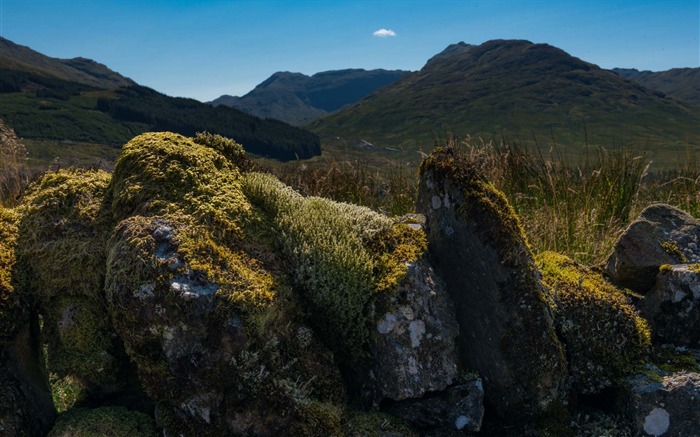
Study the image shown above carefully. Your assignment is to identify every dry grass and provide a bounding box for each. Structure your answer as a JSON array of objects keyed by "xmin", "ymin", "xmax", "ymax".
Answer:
[{"xmin": 0, "ymin": 119, "xmax": 31, "ymax": 206}]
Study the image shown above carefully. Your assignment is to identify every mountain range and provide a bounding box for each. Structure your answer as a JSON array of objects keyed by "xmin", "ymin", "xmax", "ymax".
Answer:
[
  {"xmin": 613, "ymin": 67, "xmax": 700, "ymax": 106},
  {"xmin": 0, "ymin": 37, "xmax": 320, "ymax": 161},
  {"xmin": 308, "ymin": 40, "xmax": 700, "ymax": 165},
  {"xmin": 209, "ymin": 68, "xmax": 409, "ymax": 125}
]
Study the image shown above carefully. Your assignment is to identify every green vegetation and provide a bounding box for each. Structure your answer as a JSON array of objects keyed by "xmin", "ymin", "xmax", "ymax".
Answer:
[
  {"xmin": 660, "ymin": 240, "xmax": 688, "ymax": 262},
  {"xmin": 0, "ymin": 119, "xmax": 30, "ymax": 207},
  {"xmin": 614, "ymin": 67, "xmax": 700, "ymax": 107},
  {"xmin": 242, "ymin": 171, "xmax": 426, "ymax": 370},
  {"xmin": 48, "ymin": 406, "xmax": 157, "ymax": 437},
  {"xmin": 0, "ymin": 205, "xmax": 22, "ymax": 344},
  {"xmin": 536, "ymin": 251, "xmax": 651, "ymax": 394}
]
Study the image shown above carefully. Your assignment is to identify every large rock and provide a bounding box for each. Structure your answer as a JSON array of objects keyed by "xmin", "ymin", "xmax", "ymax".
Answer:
[
  {"xmin": 625, "ymin": 372, "xmax": 700, "ymax": 437},
  {"xmin": 639, "ymin": 264, "xmax": 700, "ymax": 347},
  {"xmin": 416, "ymin": 147, "xmax": 567, "ymax": 421},
  {"xmin": 605, "ymin": 204, "xmax": 700, "ymax": 294},
  {"xmin": 369, "ymin": 256, "xmax": 460, "ymax": 402}
]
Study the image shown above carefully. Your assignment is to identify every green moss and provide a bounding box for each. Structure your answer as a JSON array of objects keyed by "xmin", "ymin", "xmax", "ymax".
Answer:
[
  {"xmin": 536, "ymin": 251, "xmax": 651, "ymax": 394},
  {"xmin": 660, "ymin": 240, "xmax": 687, "ymax": 263},
  {"xmin": 17, "ymin": 168, "xmax": 112, "ymax": 303},
  {"xmin": 343, "ymin": 411, "xmax": 418, "ymax": 437},
  {"xmin": 48, "ymin": 406, "xmax": 157, "ymax": 437},
  {"xmin": 648, "ymin": 345, "xmax": 700, "ymax": 374},
  {"xmin": 50, "ymin": 373, "xmax": 86, "ymax": 413},
  {"xmin": 0, "ymin": 205, "xmax": 23, "ymax": 344},
  {"xmin": 659, "ymin": 264, "xmax": 673, "ymax": 273},
  {"xmin": 242, "ymin": 171, "xmax": 426, "ymax": 371},
  {"xmin": 193, "ymin": 131, "xmax": 252, "ymax": 171},
  {"xmin": 109, "ymin": 132, "xmax": 251, "ymax": 242}
]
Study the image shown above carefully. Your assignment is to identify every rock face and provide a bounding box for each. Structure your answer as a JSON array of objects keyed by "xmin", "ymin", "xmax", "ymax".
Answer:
[
  {"xmin": 416, "ymin": 147, "xmax": 567, "ymax": 420},
  {"xmin": 385, "ymin": 379, "xmax": 484, "ymax": 434},
  {"xmin": 639, "ymin": 264, "xmax": 700, "ymax": 347},
  {"xmin": 369, "ymin": 256, "xmax": 459, "ymax": 402},
  {"xmin": 605, "ymin": 204, "xmax": 700, "ymax": 294},
  {"xmin": 625, "ymin": 372, "xmax": 700, "ymax": 437}
]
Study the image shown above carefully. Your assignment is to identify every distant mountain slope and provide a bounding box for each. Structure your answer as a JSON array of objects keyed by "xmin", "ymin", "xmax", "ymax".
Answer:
[
  {"xmin": 0, "ymin": 37, "xmax": 135, "ymax": 89},
  {"xmin": 0, "ymin": 38, "xmax": 320, "ymax": 161},
  {"xmin": 210, "ymin": 68, "xmax": 409, "ymax": 125},
  {"xmin": 310, "ymin": 40, "xmax": 700, "ymax": 163},
  {"xmin": 613, "ymin": 67, "xmax": 700, "ymax": 106}
]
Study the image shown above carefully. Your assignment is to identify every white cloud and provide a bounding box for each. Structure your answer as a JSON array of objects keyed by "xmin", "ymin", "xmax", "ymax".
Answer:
[{"xmin": 373, "ymin": 28, "xmax": 396, "ymax": 38}]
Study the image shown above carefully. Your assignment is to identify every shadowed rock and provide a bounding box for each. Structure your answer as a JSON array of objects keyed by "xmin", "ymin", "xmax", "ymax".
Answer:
[
  {"xmin": 605, "ymin": 204, "xmax": 700, "ymax": 294},
  {"xmin": 416, "ymin": 147, "xmax": 567, "ymax": 421}
]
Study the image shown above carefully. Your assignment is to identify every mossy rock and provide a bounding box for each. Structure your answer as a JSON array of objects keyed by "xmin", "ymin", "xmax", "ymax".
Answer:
[
  {"xmin": 16, "ymin": 168, "xmax": 112, "ymax": 303},
  {"xmin": 47, "ymin": 406, "xmax": 157, "ymax": 437},
  {"xmin": 242, "ymin": 171, "xmax": 427, "ymax": 374},
  {"xmin": 0, "ymin": 205, "xmax": 23, "ymax": 345},
  {"xmin": 343, "ymin": 411, "xmax": 418, "ymax": 437},
  {"xmin": 416, "ymin": 147, "xmax": 567, "ymax": 421},
  {"xmin": 536, "ymin": 251, "xmax": 651, "ymax": 394}
]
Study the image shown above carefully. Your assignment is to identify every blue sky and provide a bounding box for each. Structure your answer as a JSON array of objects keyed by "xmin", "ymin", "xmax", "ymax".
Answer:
[{"xmin": 1, "ymin": 0, "xmax": 698, "ymax": 101}]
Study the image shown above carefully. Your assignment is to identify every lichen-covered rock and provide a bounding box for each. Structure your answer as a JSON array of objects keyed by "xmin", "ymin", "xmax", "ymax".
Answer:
[
  {"xmin": 639, "ymin": 264, "xmax": 700, "ymax": 347},
  {"xmin": 416, "ymin": 147, "xmax": 567, "ymax": 420},
  {"xmin": 536, "ymin": 251, "xmax": 651, "ymax": 394},
  {"xmin": 48, "ymin": 406, "xmax": 157, "ymax": 437},
  {"xmin": 605, "ymin": 204, "xmax": 700, "ymax": 294},
  {"xmin": 385, "ymin": 379, "xmax": 484, "ymax": 434},
  {"xmin": 624, "ymin": 372, "xmax": 700, "ymax": 437},
  {"xmin": 369, "ymin": 256, "xmax": 459, "ymax": 402}
]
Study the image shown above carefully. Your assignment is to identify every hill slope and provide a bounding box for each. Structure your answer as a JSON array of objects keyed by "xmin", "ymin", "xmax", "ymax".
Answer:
[
  {"xmin": 613, "ymin": 67, "xmax": 700, "ymax": 106},
  {"xmin": 310, "ymin": 40, "xmax": 700, "ymax": 165},
  {"xmin": 0, "ymin": 38, "xmax": 320, "ymax": 161},
  {"xmin": 210, "ymin": 68, "xmax": 408, "ymax": 125}
]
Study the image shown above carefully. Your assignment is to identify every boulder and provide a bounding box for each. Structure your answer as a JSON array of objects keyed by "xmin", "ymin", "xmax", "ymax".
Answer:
[
  {"xmin": 416, "ymin": 147, "xmax": 567, "ymax": 420},
  {"xmin": 625, "ymin": 371, "xmax": 700, "ymax": 437},
  {"xmin": 605, "ymin": 204, "xmax": 700, "ymax": 294},
  {"xmin": 639, "ymin": 264, "xmax": 700, "ymax": 347},
  {"xmin": 385, "ymin": 379, "xmax": 484, "ymax": 434},
  {"xmin": 369, "ymin": 256, "xmax": 459, "ymax": 402}
]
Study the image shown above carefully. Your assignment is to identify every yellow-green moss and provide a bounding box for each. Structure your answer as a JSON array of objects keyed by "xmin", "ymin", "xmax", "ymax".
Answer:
[
  {"xmin": 193, "ymin": 131, "xmax": 252, "ymax": 171},
  {"xmin": 17, "ymin": 168, "xmax": 112, "ymax": 302},
  {"xmin": 109, "ymin": 132, "xmax": 251, "ymax": 241},
  {"xmin": 242, "ymin": 171, "xmax": 426, "ymax": 370},
  {"xmin": 50, "ymin": 373, "xmax": 86, "ymax": 413},
  {"xmin": 688, "ymin": 263, "xmax": 700, "ymax": 274},
  {"xmin": 536, "ymin": 251, "xmax": 651, "ymax": 394},
  {"xmin": 343, "ymin": 411, "xmax": 418, "ymax": 437},
  {"xmin": 48, "ymin": 406, "xmax": 157, "ymax": 437},
  {"xmin": 659, "ymin": 264, "xmax": 674, "ymax": 273},
  {"xmin": 0, "ymin": 205, "xmax": 22, "ymax": 344},
  {"xmin": 660, "ymin": 240, "xmax": 687, "ymax": 263}
]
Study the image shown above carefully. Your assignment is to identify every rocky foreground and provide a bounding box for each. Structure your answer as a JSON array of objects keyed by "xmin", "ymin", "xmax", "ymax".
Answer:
[{"xmin": 0, "ymin": 133, "xmax": 698, "ymax": 436}]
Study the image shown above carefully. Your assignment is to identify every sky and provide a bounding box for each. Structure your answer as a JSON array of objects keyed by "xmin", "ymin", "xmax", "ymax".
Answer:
[{"xmin": 1, "ymin": 0, "xmax": 698, "ymax": 102}]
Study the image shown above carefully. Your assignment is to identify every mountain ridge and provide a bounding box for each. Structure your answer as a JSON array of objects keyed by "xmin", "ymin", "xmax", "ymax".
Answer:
[{"xmin": 613, "ymin": 67, "xmax": 700, "ymax": 106}]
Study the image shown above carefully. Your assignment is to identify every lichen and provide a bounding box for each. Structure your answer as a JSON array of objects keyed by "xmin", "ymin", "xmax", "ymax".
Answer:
[
  {"xmin": 0, "ymin": 205, "xmax": 22, "ymax": 345},
  {"xmin": 660, "ymin": 240, "xmax": 687, "ymax": 263},
  {"xmin": 47, "ymin": 406, "xmax": 157, "ymax": 437},
  {"xmin": 242, "ymin": 171, "xmax": 427, "ymax": 371},
  {"xmin": 536, "ymin": 251, "xmax": 651, "ymax": 394}
]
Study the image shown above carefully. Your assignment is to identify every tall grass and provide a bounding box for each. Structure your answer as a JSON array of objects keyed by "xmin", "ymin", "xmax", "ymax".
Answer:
[
  {"xmin": 265, "ymin": 138, "xmax": 699, "ymax": 266},
  {"xmin": 0, "ymin": 119, "xmax": 30, "ymax": 207}
]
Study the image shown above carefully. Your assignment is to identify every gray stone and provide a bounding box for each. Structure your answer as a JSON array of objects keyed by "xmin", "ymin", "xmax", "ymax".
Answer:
[
  {"xmin": 625, "ymin": 371, "xmax": 700, "ymax": 437},
  {"xmin": 369, "ymin": 257, "xmax": 459, "ymax": 402},
  {"xmin": 605, "ymin": 204, "xmax": 700, "ymax": 294},
  {"xmin": 385, "ymin": 379, "xmax": 484, "ymax": 434},
  {"xmin": 639, "ymin": 264, "xmax": 700, "ymax": 347},
  {"xmin": 416, "ymin": 148, "xmax": 567, "ymax": 420}
]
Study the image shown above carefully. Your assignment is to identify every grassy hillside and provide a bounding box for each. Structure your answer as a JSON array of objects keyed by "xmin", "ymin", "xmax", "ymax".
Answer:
[
  {"xmin": 613, "ymin": 67, "xmax": 700, "ymax": 106},
  {"xmin": 211, "ymin": 69, "xmax": 409, "ymax": 125},
  {"xmin": 309, "ymin": 40, "xmax": 700, "ymax": 168}
]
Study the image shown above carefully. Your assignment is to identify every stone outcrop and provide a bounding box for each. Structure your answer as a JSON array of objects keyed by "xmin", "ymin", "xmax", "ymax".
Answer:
[
  {"xmin": 625, "ymin": 372, "xmax": 700, "ymax": 437},
  {"xmin": 416, "ymin": 147, "xmax": 567, "ymax": 420},
  {"xmin": 639, "ymin": 264, "xmax": 700, "ymax": 347},
  {"xmin": 605, "ymin": 204, "xmax": 700, "ymax": 294}
]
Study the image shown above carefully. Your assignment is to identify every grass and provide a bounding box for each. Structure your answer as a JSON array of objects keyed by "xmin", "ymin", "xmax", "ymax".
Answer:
[{"xmin": 0, "ymin": 119, "xmax": 31, "ymax": 206}]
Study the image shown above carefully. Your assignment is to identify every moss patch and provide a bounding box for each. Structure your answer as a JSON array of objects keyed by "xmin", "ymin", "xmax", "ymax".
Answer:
[
  {"xmin": 242, "ymin": 171, "xmax": 426, "ymax": 370},
  {"xmin": 660, "ymin": 240, "xmax": 688, "ymax": 263},
  {"xmin": 343, "ymin": 411, "xmax": 418, "ymax": 437},
  {"xmin": 0, "ymin": 206, "xmax": 23, "ymax": 345},
  {"xmin": 48, "ymin": 406, "xmax": 157, "ymax": 437},
  {"xmin": 536, "ymin": 251, "xmax": 651, "ymax": 394}
]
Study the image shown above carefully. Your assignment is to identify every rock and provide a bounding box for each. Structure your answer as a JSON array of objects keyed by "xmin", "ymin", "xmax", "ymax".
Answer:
[
  {"xmin": 625, "ymin": 371, "xmax": 700, "ymax": 437},
  {"xmin": 639, "ymin": 264, "xmax": 700, "ymax": 347},
  {"xmin": 369, "ymin": 257, "xmax": 459, "ymax": 402},
  {"xmin": 416, "ymin": 148, "xmax": 567, "ymax": 421},
  {"xmin": 605, "ymin": 204, "xmax": 700, "ymax": 294},
  {"xmin": 385, "ymin": 379, "xmax": 484, "ymax": 434}
]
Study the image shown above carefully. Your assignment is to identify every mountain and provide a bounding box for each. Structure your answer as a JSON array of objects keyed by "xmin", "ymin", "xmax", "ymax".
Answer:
[
  {"xmin": 0, "ymin": 38, "xmax": 320, "ymax": 161},
  {"xmin": 309, "ymin": 40, "xmax": 700, "ymax": 165},
  {"xmin": 613, "ymin": 67, "xmax": 700, "ymax": 106},
  {"xmin": 0, "ymin": 37, "xmax": 135, "ymax": 89},
  {"xmin": 210, "ymin": 68, "xmax": 409, "ymax": 125}
]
